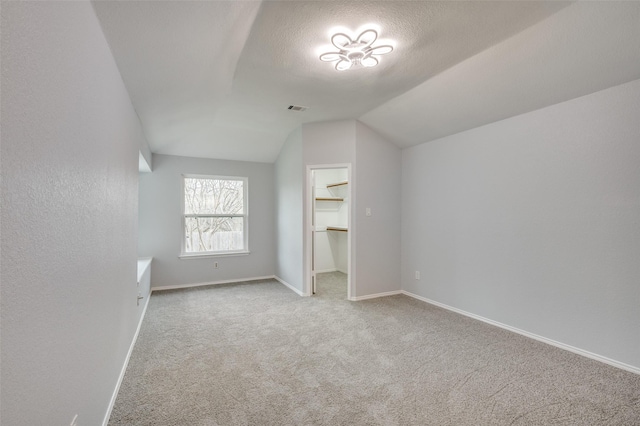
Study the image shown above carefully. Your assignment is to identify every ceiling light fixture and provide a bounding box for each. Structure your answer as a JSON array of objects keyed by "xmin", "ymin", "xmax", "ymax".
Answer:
[{"xmin": 319, "ymin": 28, "xmax": 393, "ymax": 71}]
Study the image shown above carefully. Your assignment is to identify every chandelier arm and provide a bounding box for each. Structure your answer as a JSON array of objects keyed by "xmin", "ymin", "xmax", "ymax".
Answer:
[
  {"xmin": 356, "ymin": 29, "xmax": 378, "ymax": 48},
  {"xmin": 361, "ymin": 56, "xmax": 378, "ymax": 68},
  {"xmin": 331, "ymin": 33, "xmax": 353, "ymax": 50},
  {"xmin": 335, "ymin": 59, "xmax": 353, "ymax": 71},
  {"xmin": 319, "ymin": 52, "xmax": 341, "ymax": 62},
  {"xmin": 369, "ymin": 45, "xmax": 393, "ymax": 56}
]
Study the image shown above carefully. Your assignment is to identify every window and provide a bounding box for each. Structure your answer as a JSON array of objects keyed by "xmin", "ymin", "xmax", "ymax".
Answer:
[{"xmin": 181, "ymin": 175, "xmax": 248, "ymax": 257}]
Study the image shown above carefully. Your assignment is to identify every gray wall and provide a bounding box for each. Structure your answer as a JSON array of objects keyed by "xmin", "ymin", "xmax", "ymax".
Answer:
[
  {"xmin": 275, "ymin": 120, "xmax": 358, "ymax": 294},
  {"xmin": 302, "ymin": 120, "xmax": 357, "ymax": 296},
  {"xmin": 139, "ymin": 154, "xmax": 275, "ymax": 288},
  {"xmin": 401, "ymin": 79, "xmax": 640, "ymax": 369},
  {"xmin": 302, "ymin": 120, "xmax": 357, "ymax": 165},
  {"xmin": 1, "ymin": 2, "xmax": 146, "ymax": 424},
  {"xmin": 274, "ymin": 128, "xmax": 304, "ymax": 291},
  {"xmin": 355, "ymin": 122, "xmax": 402, "ymax": 296},
  {"xmin": 300, "ymin": 120, "xmax": 401, "ymax": 298}
]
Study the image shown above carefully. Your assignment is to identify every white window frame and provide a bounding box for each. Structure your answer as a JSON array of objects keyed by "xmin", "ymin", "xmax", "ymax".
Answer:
[{"xmin": 179, "ymin": 174, "xmax": 249, "ymax": 259}]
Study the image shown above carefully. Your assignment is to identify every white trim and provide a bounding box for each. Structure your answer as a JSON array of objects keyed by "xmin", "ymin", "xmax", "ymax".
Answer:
[
  {"xmin": 180, "ymin": 174, "xmax": 249, "ymax": 257},
  {"xmin": 314, "ymin": 268, "xmax": 337, "ymax": 274},
  {"xmin": 102, "ymin": 291, "xmax": 151, "ymax": 426},
  {"xmin": 138, "ymin": 151, "xmax": 151, "ymax": 173},
  {"xmin": 349, "ymin": 290, "xmax": 402, "ymax": 302},
  {"xmin": 178, "ymin": 251, "xmax": 250, "ymax": 259},
  {"xmin": 136, "ymin": 257, "xmax": 152, "ymax": 283},
  {"xmin": 305, "ymin": 164, "xmax": 354, "ymax": 299},
  {"xmin": 401, "ymin": 290, "xmax": 640, "ymax": 376},
  {"xmin": 151, "ymin": 275, "xmax": 275, "ymax": 292},
  {"xmin": 274, "ymin": 276, "xmax": 308, "ymax": 297}
]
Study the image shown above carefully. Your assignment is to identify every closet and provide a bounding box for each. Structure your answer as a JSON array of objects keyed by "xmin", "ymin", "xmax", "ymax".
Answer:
[{"xmin": 312, "ymin": 168, "xmax": 349, "ymax": 293}]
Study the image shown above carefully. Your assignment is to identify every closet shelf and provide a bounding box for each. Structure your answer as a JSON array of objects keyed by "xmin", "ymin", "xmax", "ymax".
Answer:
[
  {"xmin": 326, "ymin": 181, "xmax": 348, "ymax": 188},
  {"xmin": 326, "ymin": 226, "xmax": 348, "ymax": 232},
  {"xmin": 315, "ymin": 197, "xmax": 344, "ymax": 201}
]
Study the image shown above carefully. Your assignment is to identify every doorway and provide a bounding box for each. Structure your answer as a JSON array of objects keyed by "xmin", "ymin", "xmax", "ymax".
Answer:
[{"xmin": 306, "ymin": 165, "xmax": 353, "ymax": 299}]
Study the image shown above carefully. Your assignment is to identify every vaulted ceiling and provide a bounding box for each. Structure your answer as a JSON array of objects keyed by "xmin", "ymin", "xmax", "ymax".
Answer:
[{"xmin": 92, "ymin": 1, "xmax": 640, "ymax": 163}]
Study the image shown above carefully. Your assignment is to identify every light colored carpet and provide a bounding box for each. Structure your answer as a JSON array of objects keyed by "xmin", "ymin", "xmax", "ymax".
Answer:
[{"xmin": 109, "ymin": 273, "xmax": 640, "ymax": 425}]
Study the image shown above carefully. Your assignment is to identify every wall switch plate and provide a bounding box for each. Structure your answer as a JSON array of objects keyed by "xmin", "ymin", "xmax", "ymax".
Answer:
[
  {"xmin": 365, "ymin": 207, "xmax": 371, "ymax": 216},
  {"xmin": 415, "ymin": 271, "xmax": 420, "ymax": 280}
]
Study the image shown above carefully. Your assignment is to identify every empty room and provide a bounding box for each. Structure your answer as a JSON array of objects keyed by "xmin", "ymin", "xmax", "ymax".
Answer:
[{"xmin": 1, "ymin": 1, "xmax": 639, "ymax": 425}]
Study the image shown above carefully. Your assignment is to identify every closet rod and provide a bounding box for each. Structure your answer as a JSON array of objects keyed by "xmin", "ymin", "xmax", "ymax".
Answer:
[
  {"xmin": 326, "ymin": 226, "xmax": 348, "ymax": 232},
  {"xmin": 315, "ymin": 197, "xmax": 344, "ymax": 201}
]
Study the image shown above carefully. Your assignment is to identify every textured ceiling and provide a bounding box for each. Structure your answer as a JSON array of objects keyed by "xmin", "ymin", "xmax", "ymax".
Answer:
[
  {"xmin": 360, "ymin": 2, "xmax": 640, "ymax": 147},
  {"xmin": 92, "ymin": 1, "xmax": 639, "ymax": 163}
]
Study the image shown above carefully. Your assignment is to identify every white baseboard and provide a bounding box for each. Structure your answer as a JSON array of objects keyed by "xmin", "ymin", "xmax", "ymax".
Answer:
[
  {"xmin": 401, "ymin": 290, "xmax": 640, "ymax": 376},
  {"xmin": 314, "ymin": 268, "xmax": 348, "ymax": 275},
  {"xmin": 274, "ymin": 276, "xmax": 308, "ymax": 297},
  {"xmin": 314, "ymin": 268, "xmax": 337, "ymax": 274},
  {"xmin": 102, "ymin": 291, "xmax": 151, "ymax": 426},
  {"xmin": 151, "ymin": 275, "xmax": 275, "ymax": 292},
  {"xmin": 349, "ymin": 290, "xmax": 402, "ymax": 302}
]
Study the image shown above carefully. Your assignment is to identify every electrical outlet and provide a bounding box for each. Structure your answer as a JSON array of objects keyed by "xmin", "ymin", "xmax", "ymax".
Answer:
[
  {"xmin": 365, "ymin": 207, "xmax": 372, "ymax": 216},
  {"xmin": 214, "ymin": 262, "xmax": 219, "ymax": 269},
  {"xmin": 415, "ymin": 271, "xmax": 420, "ymax": 280},
  {"xmin": 70, "ymin": 414, "xmax": 78, "ymax": 426}
]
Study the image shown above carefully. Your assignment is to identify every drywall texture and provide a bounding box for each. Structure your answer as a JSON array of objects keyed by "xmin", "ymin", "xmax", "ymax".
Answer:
[
  {"xmin": 355, "ymin": 122, "xmax": 402, "ymax": 297},
  {"xmin": 274, "ymin": 128, "xmax": 304, "ymax": 291},
  {"xmin": 138, "ymin": 154, "xmax": 275, "ymax": 288},
  {"xmin": 302, "ymin": 120, "xmax": 356, "ymax": 296},
  {"xmin": 401, "ymin": 79, "xmax": 640, "ymax": 369},
  {"xmin": 301, "ymin": 120, "xmax": 401, "ymax": 298},
  {"xmin": 93, "ymin": 1, "xmax": 568, "ymax": 163},
  {"xmin": 361, "ymin": 2, "xmax": 640, "ymax": 148},
  {"xmin": 302, "ymin": 120, "xmax": 357, "ymax": 166},
  {"xmin": 1, "ymin": 2, "xmax": 146, "ymax": 425}
]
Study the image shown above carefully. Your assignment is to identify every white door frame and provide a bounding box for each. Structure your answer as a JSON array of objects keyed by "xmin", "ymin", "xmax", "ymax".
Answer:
[{"xmin": 305, "ymin": 164, "xmax": 354, "ymax": 299}]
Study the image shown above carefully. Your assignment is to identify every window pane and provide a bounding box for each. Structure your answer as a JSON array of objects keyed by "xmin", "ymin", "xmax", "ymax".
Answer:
[
  {"xmin": 184, "ymin": 178, "xmax": 244, "ymax": 215},
  {"xmin": 184, "ymin": 217, "xmax": 244, "ymax": 253}
]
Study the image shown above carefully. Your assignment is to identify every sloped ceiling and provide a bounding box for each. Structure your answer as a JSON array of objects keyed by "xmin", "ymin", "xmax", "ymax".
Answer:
[
  {"xmin": 361, "ymin": 2, "xmax": 640, "ymax": 147},
  {"xmin": 92, "ymin": 1, "xmax": 640, "ymax": 163}
]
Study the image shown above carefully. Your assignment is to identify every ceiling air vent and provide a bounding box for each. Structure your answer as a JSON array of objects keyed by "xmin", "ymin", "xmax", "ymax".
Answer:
[{"xmin": 287, "ymin": 105, "xmax": 308, "ymax": 112}]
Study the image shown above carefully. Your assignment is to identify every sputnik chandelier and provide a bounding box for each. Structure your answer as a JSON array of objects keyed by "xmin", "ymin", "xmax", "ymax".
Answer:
[{"xmin": 319, "ymin": 28, "xmax": 393, "ymax": 71}]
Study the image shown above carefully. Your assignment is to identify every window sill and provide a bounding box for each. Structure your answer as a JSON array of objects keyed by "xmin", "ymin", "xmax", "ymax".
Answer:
[{"xmin": 179, "ymin": 251, "xmax": 250, "ymax": 260}]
